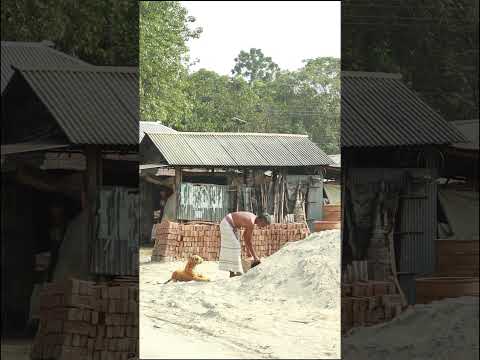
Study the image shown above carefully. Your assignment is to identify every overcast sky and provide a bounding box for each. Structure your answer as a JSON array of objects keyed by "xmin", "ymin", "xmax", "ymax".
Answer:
[{"xmin": 182, "ymin": 1, "xmax": 341, "ymax": 75}]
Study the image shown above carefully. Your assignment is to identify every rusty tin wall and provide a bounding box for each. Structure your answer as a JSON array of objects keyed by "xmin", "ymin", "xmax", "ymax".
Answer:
[
  {"xmin": 92, "ymin": 186, "xmax": 140, "ymax": 276},
  {"xmin": 177, "ymin": 183, "xmax": 230, "ymax": 222}
]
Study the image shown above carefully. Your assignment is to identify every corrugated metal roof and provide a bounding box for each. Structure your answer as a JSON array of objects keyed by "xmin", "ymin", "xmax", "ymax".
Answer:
[
  {"xmin": 450, "ymin": 119, "xmax": 479, "ymax": 150},
  {"xmin": 143, "ymin": 132, "xmax": 333, "ymax": 167},
  {"xmin": 11, "ymin": 66, "xmax": 138, "ymax": 145},
  {"xmin": 1, "ymin": 141, "xmax": 68, "ymax": 155},
  {"xmin": 1, "ymin": 41, "xmax": 89, "ymax": 94},
  {"xmin": 139, "ymin": 121, "xmax": 177, "ymax": 142},
  {"xmin": 341, "ymin": 72, "xmax": 467, "ymax": 147}
]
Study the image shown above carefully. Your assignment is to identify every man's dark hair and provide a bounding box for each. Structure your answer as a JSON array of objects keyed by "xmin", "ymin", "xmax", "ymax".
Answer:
[{"xmin": 256, "ymin": 213, "xmax": 271, "ymax": 225}]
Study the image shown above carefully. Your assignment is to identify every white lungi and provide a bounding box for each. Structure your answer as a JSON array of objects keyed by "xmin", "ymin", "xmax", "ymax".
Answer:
[{"xmin": 219, "ymin": 218, "xmax": 243, "ymax": 273}]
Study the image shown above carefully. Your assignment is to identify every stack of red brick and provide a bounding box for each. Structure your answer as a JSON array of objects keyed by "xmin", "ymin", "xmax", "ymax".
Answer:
[
  {"xmin": 151, "ymin": 221, "xmax": 309, "ymax": 262},
  {"xmin": 151, "ymin": 221, "xmax": 183, "ymax": 262},
  {"xmin": 341, "ymin": 280, "xmax": 403, "ymax": 333},
  {"xmin": 238, "ymin": 223, "xmax": 309, "ymax": 258},
  {"xmin": 31, "ymin": 279, "xmax": 138, "ymax": 360}
]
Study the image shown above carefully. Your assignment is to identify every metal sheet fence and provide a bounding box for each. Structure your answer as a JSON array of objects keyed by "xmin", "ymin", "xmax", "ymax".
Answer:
[
  {"xmin": 306, "ymin": 176, "xmax": 324, "ymax": 230},
  {"xmin": 177, "ymin": 176, "xmax": 323, "ymax": 225},
  {"xmin": 397, "ymin": 171, "xmax": 437, "ymax": 274},
  {"xmin": 91, "ymin": 186, "xmax": 139, "ymax": 276},
  {"xmin": 347, "ymin": 168, "xmax": 436, "ymax": 276},
  {"xmin": 177, "ymin": 183, "xmax": 230, "ymax": 222}
]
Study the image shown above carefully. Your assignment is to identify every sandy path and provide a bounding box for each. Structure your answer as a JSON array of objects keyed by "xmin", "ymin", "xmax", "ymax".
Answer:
[
  {"xmin": 140, "ymin": 231, "xmax": 341, "ymax": 359},
  {"xmin": 342, "ymin": 297, "xmax": 479, "ymax": 360},
  {"xmin": 1, "ymin": 339, "xmax": 32, "ymax": 360}
]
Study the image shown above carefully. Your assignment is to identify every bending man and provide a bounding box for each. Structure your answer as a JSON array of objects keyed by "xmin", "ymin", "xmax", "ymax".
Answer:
[{"xmin": 219, "ymin": 211, "xmax": 270, "ymax": 277}]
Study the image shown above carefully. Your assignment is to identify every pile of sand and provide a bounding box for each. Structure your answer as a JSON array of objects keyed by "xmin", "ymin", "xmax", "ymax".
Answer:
[
  {"xmin": 140, "ymin": 229, "xmax": 341, "ymax": 359},
  {"xmin": 236, "ymin": 229, "xmax": 340, "ymax": 308},
  {"xmin": 342, "ymin": 296, "xmax": 479, "ymax": 360}
]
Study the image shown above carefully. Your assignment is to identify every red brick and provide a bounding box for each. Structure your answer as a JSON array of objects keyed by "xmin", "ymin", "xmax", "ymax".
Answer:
[
  {"xmin": 63, "ymin": 321, "xmax": 92, "ymax": 336},
  {"xmin": 106, "ymin": 326, "xmax": 113, "ymax": 338},
  {"xmin": 109, "ymin": 287, "xmax": 122, "ymax": 299},
  {"xmin": 91, "ymin": 311, "xmax": 99, "ymax": 325},
  {"xmin": 107, "ymin": 338, "xmax": 116, "ymax": 351},
  {"xmin": 95, "ymin": 336, "xmax": 104, "ymax": 351},
  {"xmin": 89, "ymin": 324, "xmax": 97, "ymax": 338},
  {"xmin": 97, "ymin": 325, "xmax": 105, "ymax": 338},
  {"xmin": 86, "ymin": 338, "xmax": 95, "ymax": 351},
  {"xmin": 83, "ymin": 310, "xmax": 92, "ymax": 323},
  {"xmin": 63, "ymin": 294, "xmax": 95, "ymax": 309},
  {"xmin": 101, "ymin": 287, "xmax": 109, "ymax": 299}
]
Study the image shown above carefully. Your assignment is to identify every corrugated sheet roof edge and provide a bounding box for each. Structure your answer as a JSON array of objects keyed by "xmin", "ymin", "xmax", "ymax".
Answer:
[
  {"xmin": 341, "ymin": 71, "xmax": 402, "ymax": 79},
  {"xmin": 341, "ymin": 71, "xmax": 468, "ymax": 147},
  {"xmin": 141, "ymin": 121, "xmax": 177, "ymax": 127},
  {"xmin": 150, "ymin": 132, "xmax": 309, "ymax": 137},
  {"xmin": 142, "ymin": 164, "xmax": 325, "ymax": 168},
  {"xmin": 1, "ymin": 41, "xmax": 91, "ymax": 66},
  {"xmin": 143, "ymin": 132, "xmax": 332, "ymax": 167},
  {"xmin": 341, "ymin": 142, "xmax": 458, "ymax": 148},
  {"xmin": 13, "ymin": 65, "xmax": 137, "ymax": 73},
  {"xmin": 7, "ymin": 66, "xmax": 138, "ymax": 146},
  {"xmin": 451, "ymin": 119, "xmax": 479, "ymax": 126}
]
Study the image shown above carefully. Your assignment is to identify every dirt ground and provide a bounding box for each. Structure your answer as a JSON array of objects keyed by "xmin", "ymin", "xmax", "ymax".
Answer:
[
  {"xmin": 1, "ymin": 339, "xmax": 32, "ymax": 360},
  {"xmin": 139, "ymin": 230, "xmax": 341, "ymax": 359}
]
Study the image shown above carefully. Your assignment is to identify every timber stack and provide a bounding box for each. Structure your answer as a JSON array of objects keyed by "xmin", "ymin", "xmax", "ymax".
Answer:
[
  {"xmin": 31, "ymin": 278, "xmax": 138, "ymax": 360},
  {"xmin": 151, "ymin": 220, "xmax": 309, "ymax": 262}
]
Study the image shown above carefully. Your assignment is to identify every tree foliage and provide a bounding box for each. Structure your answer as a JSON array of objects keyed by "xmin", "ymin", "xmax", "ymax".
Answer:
[
  {"xmin": 140, "ymin": 5, "xmax": 340, "ymax": 153},
  {"xmin": 232, "ymin": 48, "xmax": 280, "ymax": 83},
  {"xmin": 139, "ymin": 1, "xmax": 201, "ymax": 127},
  {"xmin": 342, "ymin": 0, "xmax": 479, "ymax": 120},
  {"xmin": 185, "ymin": 69, "xmax": 261, "ymax": 132},
  {"xmin": 1, "ymin": 0, "xmax": 138, "ymax": 66},
  {"xmin": 139, "ymin": 2, "xmax": 341, "ymax": 153},
  {"xmin": 186, "ymin": 57, "xmax": 340, "ymax": 154}
]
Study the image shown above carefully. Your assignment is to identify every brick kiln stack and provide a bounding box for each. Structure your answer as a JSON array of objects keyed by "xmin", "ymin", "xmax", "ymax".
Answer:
[
  {"xmin": 31, "ymin": 279, "xmax": 138, "ymax": 360},
  {"xmin": 151, "ymin": 221, "xmax": 309, "ymax": 262}
]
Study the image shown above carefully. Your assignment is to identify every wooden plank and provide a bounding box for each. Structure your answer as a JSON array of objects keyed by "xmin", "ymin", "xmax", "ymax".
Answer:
[
  {"xmin": 436, "ymin": 240, "xmax": 479, "ymax": 254},
  {"xmin": 86, "ymin": 145, "xmax": 102, "ymax": 274},
  {"xmin": 436, "ymin": 240, "xmax": 479, "ymax": 276},
  {"xmin": 388, "ymin": 193, "xmax": 407, "ymax": 307},
  {"xmin": 415, "ymin": 277, "xmax": 479, "ymax": 304},
  {"xmin": 174, "ymin": 168, "xmax": 182, "ymax": 220}
]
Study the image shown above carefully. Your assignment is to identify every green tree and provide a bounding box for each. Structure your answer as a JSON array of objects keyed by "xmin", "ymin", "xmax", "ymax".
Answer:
[
  {"xmin": 264, "ymin": 57, "xmax": 340, "ymax": 154},
  {"xmin": 186, "ymin": 56, "xmax": 340, "ymax": 154},
  {"xmin": 139, "ymin": 1, "xmax": 201, "ymax": 127},
  {"xmin": 342, "ymin": 0, "xmax": 478, "ymax": 120},
  {"xmin": 232, "ymin": 48, "xmax": 280, "ymax": 83},
  {"xmin": 1, "ymin": 0, "xmax": 138, "ymax": 66},
  {"xmin": 299, "ymin": 57, "xmax": 340, "ymax": 154},
  {"xmin": 185, "ymin": 69, "xmax": 264, "ymax": 132}
]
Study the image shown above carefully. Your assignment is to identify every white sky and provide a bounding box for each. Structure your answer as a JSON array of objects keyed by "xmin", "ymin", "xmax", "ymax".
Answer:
[{"xmin": 182, "ymin": 1, "xmax": 341, "ymax": 75}]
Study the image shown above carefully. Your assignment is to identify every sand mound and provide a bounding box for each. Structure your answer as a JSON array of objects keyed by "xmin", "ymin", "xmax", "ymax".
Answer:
[
  {"xmin": 140, "ymin": 229, "xmax": 341, "ymax": 359},
  {"xmin": 237, "ymin": 229, "xmax": 340, "ymax": 308},
  {"xmin": 342, "ymin": 296, "xmax": 479, "ymax": 360}
]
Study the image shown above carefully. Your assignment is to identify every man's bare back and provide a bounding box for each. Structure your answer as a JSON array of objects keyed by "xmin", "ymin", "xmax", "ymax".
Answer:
[
  {"xmin": 228, "ymin": 211, "xmax": 257, "ymax": 230},
  {"xmin": 223, "ymin": 211, "xmax": 270, "ymax": 264}
]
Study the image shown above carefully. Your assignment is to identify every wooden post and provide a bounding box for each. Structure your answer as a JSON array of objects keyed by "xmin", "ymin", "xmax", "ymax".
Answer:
[
  {"xmin": 85, "ymin": 145, "xmax": 102, "ymax": 275},
  {"xmin": 174, "ymin": 168, "xmax": 182, "ymax": 220}
]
